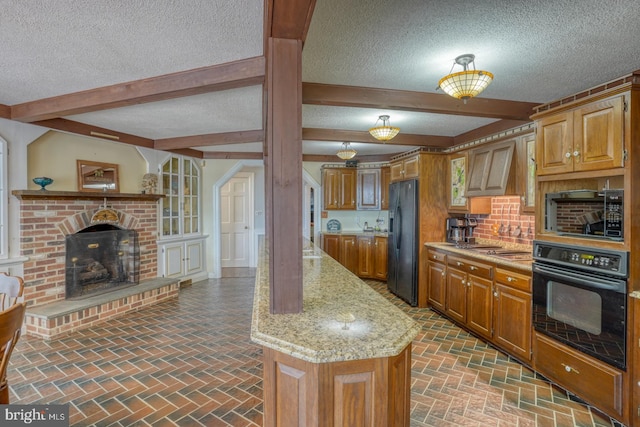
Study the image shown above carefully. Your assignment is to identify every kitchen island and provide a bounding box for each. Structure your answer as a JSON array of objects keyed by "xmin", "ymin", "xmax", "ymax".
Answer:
[{"xmin": 251, "ymin": 239, "xmax": 420, "ymax": 426}]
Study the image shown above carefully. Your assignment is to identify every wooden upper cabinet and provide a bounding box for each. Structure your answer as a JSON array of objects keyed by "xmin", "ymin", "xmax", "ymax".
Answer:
[
  {"xmin": 322, "ymin": 168, "xmax": 357, "ymax": 210},
  {"xmin": 339, "ymin": 169, "xmax": 357, "ymax": 210},
  {"xmin": 380, "ymin": 167, "xmax": 391, "ymax": 211},
  {"xmin": 390, "ymin": 155, "xmax": 419, "ymax": 182},
  {"xmin": 516, "ymin": 133, "xmax": 536, "ymax": 214},
  {"xmin": 322, "ymin": 168, "xmax": 341, "ymax": 210},
  {"xmin": 536, "ymin": 94, "xmax": 625, "ymax": 176},
  {"xmin": 448, "ymin": 152, "xmax": 468, "ymax": 212},
  {"xmin": 356, "ymin": 169, "xmax": 381, "ymax": 210}
]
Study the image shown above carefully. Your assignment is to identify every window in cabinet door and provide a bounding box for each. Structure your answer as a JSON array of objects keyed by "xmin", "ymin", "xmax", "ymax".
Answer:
[
  {"xmin": 449, "ymin": 155, "xmax": 467, "ymax": 209},
  {"xmin": 161, "ymin": 155, "xmax": 201, "ymax": 237}
]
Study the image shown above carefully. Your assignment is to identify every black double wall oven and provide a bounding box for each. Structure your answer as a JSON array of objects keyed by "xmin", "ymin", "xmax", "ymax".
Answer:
[{"xmin": 532, "ymin": 240, "xmax": 628, "ymax": 370}]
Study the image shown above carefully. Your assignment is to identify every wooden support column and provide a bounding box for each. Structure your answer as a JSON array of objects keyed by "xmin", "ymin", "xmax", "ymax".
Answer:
[{"xmin": 265, "ymin": 37, "xmax": 303, "ymax": 314}]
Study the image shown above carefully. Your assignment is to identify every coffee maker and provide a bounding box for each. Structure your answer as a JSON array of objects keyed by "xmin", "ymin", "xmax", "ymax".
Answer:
[{"xmin": 446, "ymin": 217, "xmax": 477, "ymax": 245}]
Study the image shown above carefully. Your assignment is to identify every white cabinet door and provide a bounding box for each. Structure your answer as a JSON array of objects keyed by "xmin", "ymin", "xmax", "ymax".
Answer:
[
  {"xmin": 159, "ymin": 238, "xmax": 206, "ymax": 279},
  {"xmin": 185, "ymin": 240, "xmax": 203, "ymax": 275},
  {"xmin": 163, "ymin": 243, "xmax": 185, "ymax": 278}
]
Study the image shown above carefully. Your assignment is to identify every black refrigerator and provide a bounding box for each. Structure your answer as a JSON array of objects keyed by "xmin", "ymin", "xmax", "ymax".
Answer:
[{"xmin": 387, "ymin": 179, "xmax": 419, "ymax": 306}]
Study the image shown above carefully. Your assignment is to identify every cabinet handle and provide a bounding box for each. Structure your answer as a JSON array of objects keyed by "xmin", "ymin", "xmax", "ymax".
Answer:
[
  {"xmin": 565, "ymin": 152, "xmax": 572, "ymax": 158},
  {"xmin": 461, "ymin": 280, "xmax": 466, "ymax": 285},
  {"xmin": 561, "ymin": 363, "xmax": 580, "ymax": 374},
  {"xmin": 457, "ymin": 261, "xmax": 464, "ymax": 267},
  {"xmin": 507, "ymin": 276, "xmax": 517, "ymax": 282},
  {"xmin": 494, "ymin": 291, "xmax": 498, "ymax": 297},
  {"xmin": 441, "ymin": 271, "xmax": 445, "ymax": 277},
  {"xmin": 573, "ymin": 151, "xmax": 580, "ymax": 158},
  {"xmin": 470, "ymin": 266, "xmax": 477, "ymax": 271}
]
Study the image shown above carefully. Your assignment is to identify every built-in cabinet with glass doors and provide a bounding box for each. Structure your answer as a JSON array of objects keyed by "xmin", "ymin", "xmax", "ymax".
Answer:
[{"xmin": 157, "ymin": 155, "xmax": 207, "ymax": 281}]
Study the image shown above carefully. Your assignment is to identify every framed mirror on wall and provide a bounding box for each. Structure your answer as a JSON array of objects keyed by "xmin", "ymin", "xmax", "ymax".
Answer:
[{"xmin": 77, "ymin": 160, "xmax": 119, "ymax": 192}]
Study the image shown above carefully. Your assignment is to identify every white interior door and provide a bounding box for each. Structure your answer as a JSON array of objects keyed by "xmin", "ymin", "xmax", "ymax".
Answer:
[{"xmin": 220, "ymin": 174, "xmax": 251, "ymax": 267}]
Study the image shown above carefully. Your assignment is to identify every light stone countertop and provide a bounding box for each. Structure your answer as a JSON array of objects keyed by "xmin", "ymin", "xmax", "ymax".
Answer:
[
  {"xmin": 425, "ymin": 241, "xmax": 533, "ymax": 272},
  {"xmin": 250, "ymin": 240, "xmax": 420, "ymax": 363}
]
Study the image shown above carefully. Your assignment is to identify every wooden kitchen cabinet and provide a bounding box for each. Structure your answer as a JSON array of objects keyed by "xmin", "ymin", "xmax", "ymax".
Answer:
[
  {"xmin": 445, "ymin": 264, "xmax": 467, "ymax": 324},
  {"xmin": 322, "ymin": 233, "xmax": 387, "ymax": 280},
  {"xmin": 356, "ymin": 168, "xmax": 381, "ymax": 210},
  {"xmin": 449, "ymin": 256, "xmax": 494, "ymax": 338},
  {"xmin": 535, "ymin": 94, "xmax": 625, "ymax": 176},
  {"xmin": 445, "ymin": 255, "xmax": 494, "ymax": 337},
  {"xmin": 426, "ymin": 249, "xmax": 447, "ymax": 312},
  {"xmin": 447, "ymin": 152, "xmax": 468, "ymax": 212},
  {"xmin": 516, "ymin": 133, "xmax": 536, "ymax": 214},
  {"xmin": 373, "ymin": 235, "xmax": 388, "ymax": 280},
  {"xmin": 322, "ymin": 168, "xmax": 357, "ymax": 210},
  {"xmin": 357, "ymin": 235, "xmax": 375, "ymax": 277},
  {"xmin": 339, "ymin": 235, "xmax": 358, "ymax": 273},
  {"xmin": 493, "ymin": 267, "xmax": 532, "ymax": 362},
  {"xmin": 534, "ymin": 332, "xmax": 624, "ymax": 419},
  {"xmin": 380, "ymin": 166, "xmax": 391, "ymax": 210},
  {"xmin": 467, "ymin": 274, "xmax": 494, "ymax": 340},
  {"xmin": 321, "ymin": 233, "xmax": 341, "ymax": 260},
  {"xmin": 358, "ymin": 235, "xmax": 388, "ymax": 280},
  {"xmin": 390, "ymin": 155, "xmax": 419, "ymax": 182}
]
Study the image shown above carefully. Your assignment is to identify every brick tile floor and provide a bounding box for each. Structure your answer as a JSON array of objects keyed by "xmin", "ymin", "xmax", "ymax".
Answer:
[{"xmin": 7, "ymin": 277, "xmax": 620, "ymax": 426}]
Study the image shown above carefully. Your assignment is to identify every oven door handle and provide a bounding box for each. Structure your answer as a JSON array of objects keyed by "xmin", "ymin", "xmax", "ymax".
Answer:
[{"xmin": 533, "ymin": 263, "xmax": 626, "ymax": 293}]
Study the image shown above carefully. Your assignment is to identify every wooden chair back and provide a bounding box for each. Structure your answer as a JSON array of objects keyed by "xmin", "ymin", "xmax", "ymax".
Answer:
[
  {"xmin": 0, "ymin": 302, "xmax": 26, "ymax": 404},
  {"xmin": 0, "ymin": 273, "xmax": 24, "ymax": 311}
]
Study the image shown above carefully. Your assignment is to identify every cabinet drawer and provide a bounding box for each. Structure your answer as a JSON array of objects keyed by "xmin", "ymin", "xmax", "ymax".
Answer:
[
  {"xmin": 447, "ymin": 256, "xmax": 493, "ymax": 279},
  {"xmin": 427, "ymin": 249, "xmax": 446, "ymax": 263},
  {"xmin": 534, "ymin": 333, "xmax": 623, "ymax": 417},
  {"xmin": 495, "ymin": 268, "xmax": 531, "ymax": 292}
]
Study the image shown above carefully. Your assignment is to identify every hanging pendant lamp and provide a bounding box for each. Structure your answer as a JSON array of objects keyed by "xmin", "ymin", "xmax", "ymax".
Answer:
[
  {"xmin": 369, "ymin": 115, "xmax": 400, "ymax": 141},
  {"xmin": 437, "ymin": 54, "xmax": 493, "ymax": 104},
  {"xmin": 336, "ymin": 142, "xmax": 357, "ymax": 160}
]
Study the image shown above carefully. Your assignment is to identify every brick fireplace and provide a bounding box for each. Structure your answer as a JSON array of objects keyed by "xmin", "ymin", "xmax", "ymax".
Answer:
[{"xmin": 12, "ymin": 190, "xmax": 180, "ymax": 338}]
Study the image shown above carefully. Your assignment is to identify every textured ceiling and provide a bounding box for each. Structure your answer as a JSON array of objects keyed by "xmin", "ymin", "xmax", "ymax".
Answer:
[{"xmin": 1, "ymin": 0, "xmax": 639, "ymax": 158}]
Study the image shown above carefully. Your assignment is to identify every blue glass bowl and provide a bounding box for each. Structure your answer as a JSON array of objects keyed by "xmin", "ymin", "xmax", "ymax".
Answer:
[{"xmin": 33, "ymin": 177, "xmax": 53, "ymax": 191}]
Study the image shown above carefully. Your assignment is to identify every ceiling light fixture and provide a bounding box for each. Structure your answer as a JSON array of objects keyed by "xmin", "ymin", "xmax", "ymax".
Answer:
[
  {"xmin": 369, "ymin": 115, "xmax": 400, "ymax": 141},
  {"xmin": 437, "ymin": 54, "xmax": 494, "ymax": 104},
  {"xmin": 336, "ymin": 142, "xmax": 357, "ymax": 160}
]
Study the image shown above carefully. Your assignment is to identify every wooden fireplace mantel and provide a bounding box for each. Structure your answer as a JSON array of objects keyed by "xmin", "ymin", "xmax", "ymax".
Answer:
[{"xmin": 12, "ymin": 190, "xmax": 164, "ymax": 201}]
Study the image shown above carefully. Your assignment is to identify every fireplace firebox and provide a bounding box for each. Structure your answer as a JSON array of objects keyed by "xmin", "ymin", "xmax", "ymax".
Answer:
[{"xmin": 65, "ymin": 224, "xmax": 140, "ymax": 299}]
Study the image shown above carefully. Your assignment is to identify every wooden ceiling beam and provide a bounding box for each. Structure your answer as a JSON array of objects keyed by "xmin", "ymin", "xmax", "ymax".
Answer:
[
  {"xmin": 302, "ymin": 82, "xmax": 538, "ymax": 121},
  {"xmin": 267, "ymin": 0, "xmax": 316, "ymax": 41},
  {"xmin": 32, "ymin": 118, "xmax": 155, "ymax": 148},
  {"xmin": 202, "ymin": 151, "xmax": 264, "ymax": 160},
  {"xmin": 303, "ymin": 127, "xmax": 453, "ymax": 148},
  {"xmin": 303, "ymin": 153, "xmax": 396, "ymax": 163},
  {"xmin": 0, "ymin": 104, "xmax": 10, "ymax": 119},
  {"xmin": 155, "ymin": 129, "xmax": 264, "ymax": 150},
  {"xmin": 12, "ymin": 56, "xmax": 266, "ymax": 123}
]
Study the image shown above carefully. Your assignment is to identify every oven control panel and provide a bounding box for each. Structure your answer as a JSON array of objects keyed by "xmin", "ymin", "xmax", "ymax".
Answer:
[{"xmin": 533, "ymin": 240, "xmax": 628, "ymax": 276}]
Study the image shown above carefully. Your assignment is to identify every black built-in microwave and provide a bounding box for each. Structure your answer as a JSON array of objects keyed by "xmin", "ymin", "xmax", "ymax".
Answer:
[{"xmin": 544, "ymin": 189, "xmax": 623, "ymax": 241}]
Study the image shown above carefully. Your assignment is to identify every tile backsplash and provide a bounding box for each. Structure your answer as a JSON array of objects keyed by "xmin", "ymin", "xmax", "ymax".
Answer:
[{"xmin": 468, "ymin": 196, "xmax": 535, "ymax": 246}]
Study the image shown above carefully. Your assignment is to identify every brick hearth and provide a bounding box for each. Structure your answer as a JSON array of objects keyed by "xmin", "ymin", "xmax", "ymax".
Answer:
[{"xmin": 12, "ymin": 190, "xmax": 172, "ymax": 338}]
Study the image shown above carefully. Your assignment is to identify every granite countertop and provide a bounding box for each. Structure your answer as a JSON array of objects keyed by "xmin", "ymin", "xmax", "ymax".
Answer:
[
  {"xmin": 250, "ymin": 241, "xmax": 420, "ymax": 363},
  {"xmin": 322, "ymin": 231, "xmax": 389, "ymax": 237},
  {"xmin": 425, "ymin": 241, "xmax": 533, "ymax": 272}
]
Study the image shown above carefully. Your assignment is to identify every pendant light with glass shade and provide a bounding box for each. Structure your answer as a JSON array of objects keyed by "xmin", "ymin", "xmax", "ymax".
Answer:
[
  {"xmin": 437, "ymin": 54, "xmax": 493, "ymax": 104},
  {"xmin": 369, "ymin": 115, "xmax": 400, "ymax": 141},
  {"xmin": 336, "ymin": 142, "xmax": 357, "ymax": 160}
]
